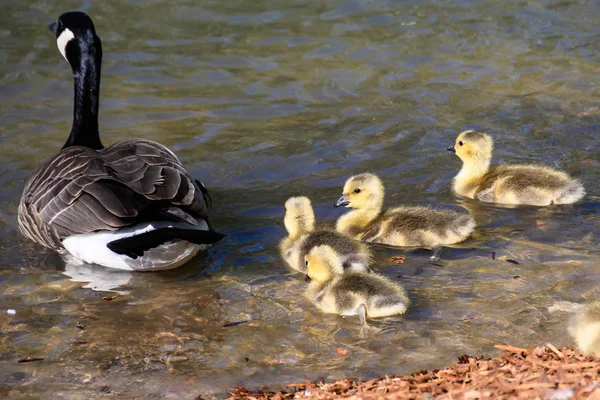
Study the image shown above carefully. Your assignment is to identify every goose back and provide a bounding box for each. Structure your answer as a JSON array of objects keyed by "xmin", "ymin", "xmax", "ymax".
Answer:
[{"xmin": 18, "ymin": 139, "xmax": 210, "ymax": 250}]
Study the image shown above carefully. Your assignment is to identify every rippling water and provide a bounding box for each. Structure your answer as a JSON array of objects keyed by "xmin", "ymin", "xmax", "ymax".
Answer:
[{"xmin": 1, "ymin": 0, "xmax": 599, "ymax": 398}]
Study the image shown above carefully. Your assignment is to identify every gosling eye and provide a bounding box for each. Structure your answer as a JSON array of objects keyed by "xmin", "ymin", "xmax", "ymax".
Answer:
[
  {"xmin": 459, "ymin": 141, "xmax": 464, "ymax": 146},
  {"xmin": 305, "ymin": 260, "xmax": 308, "ymax": 266},
  {"xmin": 354, "ymin": 188, "xmax": 361, "ymax": 194}
]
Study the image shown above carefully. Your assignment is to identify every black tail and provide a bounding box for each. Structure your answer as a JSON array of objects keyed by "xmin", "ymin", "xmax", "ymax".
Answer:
[
  {"xmin": 195, "ymin": 180, "xmax": 212, "ymax": 212},
  {"xmin": 107, "ymin": 228, "xmax": 225, "ymax": 259}
]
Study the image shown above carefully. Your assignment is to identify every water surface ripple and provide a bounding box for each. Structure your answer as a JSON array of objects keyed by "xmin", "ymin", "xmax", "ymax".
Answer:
[{"xmin": 0, "ymin": 0, "xmax": 599, "ymax": 398}]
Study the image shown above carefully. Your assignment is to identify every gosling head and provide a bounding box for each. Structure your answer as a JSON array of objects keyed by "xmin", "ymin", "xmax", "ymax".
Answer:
[
  {"xmin": 334, "ymin": 173, "xmax": 384, "ymax": 211},
  {"xmin": 304, "ymin": 245, "xmax": 344, "ymax": 284},
  {"xmin": 284, "ymin": 196, "xmax": 315, "ymax": 238},
  {"xmin": 447, "ymin": 130, "xmax": 494, "ymax": 165},
  {"xmin": 49, "ymin": 11, "xmax": 102, "ymax": 72}
]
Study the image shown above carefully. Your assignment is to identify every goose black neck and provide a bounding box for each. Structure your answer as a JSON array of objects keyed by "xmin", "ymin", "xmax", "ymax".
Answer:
[{"xmin": 63, "ymin": 38, "xmax": 103, "ymax": 150}]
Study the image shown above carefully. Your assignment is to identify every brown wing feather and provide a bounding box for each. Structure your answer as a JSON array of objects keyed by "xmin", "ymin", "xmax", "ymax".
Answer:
[{"xmin": 18, "ymin": 139, "xmax": 210, "ymax": 249}]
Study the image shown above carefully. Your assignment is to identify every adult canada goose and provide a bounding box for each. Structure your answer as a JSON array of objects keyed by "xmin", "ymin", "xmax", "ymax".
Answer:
[
  {"xmin": 280, "ymin": 196, "xmax": 371, "ymax": 274},
  {"xmin": 334, "ymin": 173, "xmax": 475, "ymax": 260},
  {"xmin": 17, "ymin": 11, "xmax": 224, "ymax": 271},
  {"xmin": 447, "ymin": 130, "xmax": 585, "ymax": 206}
]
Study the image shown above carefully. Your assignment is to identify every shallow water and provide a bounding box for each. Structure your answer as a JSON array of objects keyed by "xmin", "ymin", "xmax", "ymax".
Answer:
[{"xmin": 1, "ymin": 0, "xmax": 599, "ymax": 398}]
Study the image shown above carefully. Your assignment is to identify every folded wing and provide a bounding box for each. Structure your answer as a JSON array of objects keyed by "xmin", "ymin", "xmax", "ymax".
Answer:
[{"xmin": 19, "ymin": 140, "xmax": 211, "ymax": 249}]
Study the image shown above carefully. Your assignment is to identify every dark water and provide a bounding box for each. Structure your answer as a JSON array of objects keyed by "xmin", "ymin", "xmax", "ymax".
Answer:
[{"xmin": 1, "ymin": 0, "xmax": 599, "ymax": 398}]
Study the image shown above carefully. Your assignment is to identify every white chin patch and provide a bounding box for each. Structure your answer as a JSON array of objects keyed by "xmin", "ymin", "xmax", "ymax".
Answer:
[{"xmin": 57, "ymin": 28, "xmax": 75, "ymax": 62}]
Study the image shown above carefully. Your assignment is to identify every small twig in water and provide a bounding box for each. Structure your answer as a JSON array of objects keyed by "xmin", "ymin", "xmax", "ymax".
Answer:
[
  {"xmin": 223, "ymin": 320, "xmax": 249, "ymax": 328},
  {"xmin": 494, "ymin": 344, "xmax": 532, "ymax": 355},
  {"xmin": 18, "ymin": 357, "xmax": 44, "ymax": 363}
]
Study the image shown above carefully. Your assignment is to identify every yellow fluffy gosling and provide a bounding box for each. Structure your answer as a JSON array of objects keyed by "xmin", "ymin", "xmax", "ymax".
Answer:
[
  {"xmin": 334, "ymin": 173, "xmax": 475, "ymax": 260},
  {"xmin": 280, "ymin": 197, "xmax": 371, "ymax": 274},
  {"xmin": 448, "ymin": 130, "xmax": 585, "ymax": 206},
  {"xmin": 568, "ymin": 301, "xmax": 600, "ymax": 356},
  {"xmin": 304, "ymin": 245, "xmax": 409, "ymax": 328}
]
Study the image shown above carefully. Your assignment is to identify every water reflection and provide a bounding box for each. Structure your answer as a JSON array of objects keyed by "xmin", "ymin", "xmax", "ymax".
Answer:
[{"xmin": 62, "ymin": 262, "xmax": 133, "ymax": 294}]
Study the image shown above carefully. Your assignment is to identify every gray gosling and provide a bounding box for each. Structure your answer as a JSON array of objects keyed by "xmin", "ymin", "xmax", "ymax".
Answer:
[
  {"xmin": 448, "ymin": 130, "xmax": 585, "ymax": 206},
  {"xmin": 280, "ymin": 197, "xmax": 371, "ymax": 274},
  {"xmin": 304, "ymin": 245, "xmax": 409, "ymax": 329},
  {"xmin": 334, "ymin": 173, "xmax": 475, "ymax": 260}
]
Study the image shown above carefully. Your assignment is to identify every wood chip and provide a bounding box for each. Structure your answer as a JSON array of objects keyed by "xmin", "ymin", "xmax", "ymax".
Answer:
[
  {"xmin": 336, "ymin": 348, "xmax": 348, "ymax": 356},
  {"xmin": 546, "ymin": 343, "xmax": 564, "ymax": 359},
  {"xmin": 222, "ymin": 345, "xmax": 600, "ymax": 400},
  {"xmin": 494, "ymin": 344, "xmax": 532, "ymax": 354}
]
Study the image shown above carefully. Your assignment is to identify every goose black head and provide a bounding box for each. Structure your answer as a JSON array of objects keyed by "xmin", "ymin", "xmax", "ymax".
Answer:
[
  {"xmin": 49, "ymin": 11, "xmax": 102, "ymax": 73},
  {"xmin": 49, "ymin": 11, "xmax": 104, "ymax": 150}
]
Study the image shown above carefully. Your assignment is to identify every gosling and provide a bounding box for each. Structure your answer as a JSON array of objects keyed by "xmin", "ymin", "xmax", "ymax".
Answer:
[
  {"xmin": 304, "ymin": 245, "xmax": 409, "ymax": 328},
  {"xmin": 448, "ymin": 130, "xmax": 585, "ymax": 206},
  {"xmin": 280, "ymin": 197, "xmax": 371, "ymax": 274},
  {"xmin": 334, "ymin": 173, "xmax": 475, "ymax": 260},
  {"xmin": 568, "ymin": 301, "xmax": 600, "ymax": 357}
]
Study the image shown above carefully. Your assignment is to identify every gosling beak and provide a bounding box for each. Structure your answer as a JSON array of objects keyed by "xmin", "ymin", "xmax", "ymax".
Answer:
[
  {"xmin": 334, "ymin": 194, "xmax": 350, "ymax": 208},
  {"xmin": 447, "ymin": 145, "xmax": 456, "ymax": 153},
  {"xmin": 305, "ymin": 275, "xmax": 312, "ymax": 283},
  {"xmin": 48, "ymin": 22, "xmax": 57, "ymax": 35}
]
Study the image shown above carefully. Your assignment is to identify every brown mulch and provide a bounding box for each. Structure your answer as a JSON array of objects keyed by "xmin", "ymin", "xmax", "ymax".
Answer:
[{"xmin": 221, "ymin": 344, "xmax": 600, "ymax": 400}]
